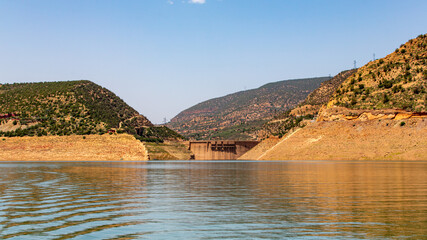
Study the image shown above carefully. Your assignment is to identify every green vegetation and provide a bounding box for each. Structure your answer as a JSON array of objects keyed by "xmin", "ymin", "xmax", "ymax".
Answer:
[
  {"xmin": 0, "ymin": 80, "xmax": 140, "ymax": 137},
  {"xmin": 0, "ymin": 80, "xmax": 183, "ymax": 141},
  {"xmin": 332, "ymin": 34, "xmax": 427, "ymax": 112},
  {"xmin": 135, "ymin": 126, "xmax": 186, "ymax": 143}
]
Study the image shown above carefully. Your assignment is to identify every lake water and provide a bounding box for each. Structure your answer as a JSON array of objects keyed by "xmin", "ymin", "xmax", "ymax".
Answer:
[{"xmin": 0, "ymin": 161, "xmax": 426, "ymax": 239}]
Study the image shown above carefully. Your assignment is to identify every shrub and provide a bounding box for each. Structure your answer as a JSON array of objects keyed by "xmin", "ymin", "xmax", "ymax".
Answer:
[
  {"xmin": 413, "ymin": 87, "xmax": 420, "ymax": 94},
  {"xmin": 400, "ymin": 121, "xmax": 406, "ymax": 126},
  {"xmin": 381, "ymin": 80, "xmax": 393, "ymax": 89},
  {"xmin": 382, "ymin": 94, "xmax": 390, "ymax": 103},
  {"xmin": 354, "ymin": 88, "xmax": 362, "ymax": 95},
  {"xmin": 392, "ymin": 85, "xmax": 403, "ymax": 93},
  {"xmin": 365, "ymin": 88, "xmax": 371, "ymax": 95}
]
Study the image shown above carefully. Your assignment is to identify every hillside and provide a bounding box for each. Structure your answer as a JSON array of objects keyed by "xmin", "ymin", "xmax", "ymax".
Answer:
[
  {"xmin": 168, "ymin": 77, "xmax": 331, "ymax": 140},
  {"xmin": 0, "ymin": 80, "xmax": 182, "ymax": 141},
  {"xmin": 241, "ymin": 34, "xmax": 427, "ymax": 160},
  {"xmin": 328, "ymin": 34, "xmax": 427, "ymax": 113},
  {"xmin": 260, "ymin": 69, "xmax": 357, "ymax": 137}
]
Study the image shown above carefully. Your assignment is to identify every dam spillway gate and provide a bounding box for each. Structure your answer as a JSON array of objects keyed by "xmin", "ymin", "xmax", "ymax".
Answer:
[{"xmin": 189, "ymin": 140, "xmax": 259, "ymax": 160}]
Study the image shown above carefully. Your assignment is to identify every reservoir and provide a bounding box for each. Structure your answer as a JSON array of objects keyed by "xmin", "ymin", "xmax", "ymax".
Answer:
[{"xmin": 0, "ymin": 161, "xmax": 426, "ymax": 239}]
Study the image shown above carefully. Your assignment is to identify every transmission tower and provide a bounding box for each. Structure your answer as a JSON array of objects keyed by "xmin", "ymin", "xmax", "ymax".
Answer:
[
  {"xmin": 373, "ymin": 53, "xmax": 376, "ymax": 61},
  {"xmin": 353, "ymin": 60, "xmax": 357, "ymax": 69}
]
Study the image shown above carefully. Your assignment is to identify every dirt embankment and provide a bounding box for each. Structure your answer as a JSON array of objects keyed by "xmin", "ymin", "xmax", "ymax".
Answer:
[
  {"xmin": 238, "ymin": 137, "xmax": 281, "ymax": 160},
  {"xmin": 0, "ymin": 134, "xmax": 148, "ymax": 161},
  {"xmin": 145, "ymin": 141, "xmax": 193, "ymax": 160},
  {"xmin": 242, "ymin": 118, "xmax": 427, "ymax": 160}
]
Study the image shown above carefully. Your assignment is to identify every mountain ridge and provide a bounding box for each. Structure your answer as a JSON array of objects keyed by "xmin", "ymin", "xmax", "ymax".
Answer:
[{"xmin": 168, "ymin": 76, "xmax": 331, "ymax": 140}]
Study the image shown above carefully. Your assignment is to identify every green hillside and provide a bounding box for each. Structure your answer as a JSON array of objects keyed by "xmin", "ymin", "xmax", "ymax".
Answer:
[
  {"xmin": 168, "ymin": 77, "xmax": 331, "ymax": 140},
  {"xmin": 0, "ymin": 80, "xmax": 183, "ymax": 141}
]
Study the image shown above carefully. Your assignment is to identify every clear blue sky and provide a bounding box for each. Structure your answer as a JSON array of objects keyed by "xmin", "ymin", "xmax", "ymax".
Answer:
[{"xmin": 1, "ymin": 0, "xmax": 426, "ymax": 123}]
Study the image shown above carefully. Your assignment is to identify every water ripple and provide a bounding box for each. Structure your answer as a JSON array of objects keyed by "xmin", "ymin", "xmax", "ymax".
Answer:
[{"xmin": 0, "ymin": 161, "xmax": 426, "ymax": 239}]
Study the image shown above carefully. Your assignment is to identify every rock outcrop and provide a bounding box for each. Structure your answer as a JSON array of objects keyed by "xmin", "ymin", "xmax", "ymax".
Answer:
[{"xmin": 317, "ymin": 106, "xmax": 427, "ymax": 122}]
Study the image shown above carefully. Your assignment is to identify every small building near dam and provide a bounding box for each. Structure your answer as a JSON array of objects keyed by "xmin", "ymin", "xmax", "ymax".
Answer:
[{"xmin": 189, "ymin": 140, "xmax": 259, "ymax": 160}]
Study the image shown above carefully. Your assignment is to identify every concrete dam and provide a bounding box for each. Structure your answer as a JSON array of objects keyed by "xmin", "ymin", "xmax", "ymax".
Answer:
[{"xmin": 189, "ymin": 140, "xmax": 259, "ymax": 160}]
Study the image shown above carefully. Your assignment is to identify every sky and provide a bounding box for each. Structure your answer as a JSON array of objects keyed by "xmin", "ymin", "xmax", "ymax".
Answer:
[{"xmin": 1, "ymin": 0, "xmax": 426, "ymax": 123}]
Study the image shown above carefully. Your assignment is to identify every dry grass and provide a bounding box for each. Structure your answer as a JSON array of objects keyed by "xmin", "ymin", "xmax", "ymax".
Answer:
[{"xmin": 0, "ymin": 134, "xmax": 148, "ymax": 161}]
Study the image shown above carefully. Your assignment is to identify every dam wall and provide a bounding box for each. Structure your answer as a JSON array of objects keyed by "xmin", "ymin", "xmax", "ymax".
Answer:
[{"xmin": 189, "ymin": 141, "xmax": 259, "ymax": 160}]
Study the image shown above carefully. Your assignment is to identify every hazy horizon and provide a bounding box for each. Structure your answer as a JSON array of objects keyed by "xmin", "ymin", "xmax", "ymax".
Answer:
[{"xmin": 1, "ymin": 0, "xmax": 426, "ymax": 123}]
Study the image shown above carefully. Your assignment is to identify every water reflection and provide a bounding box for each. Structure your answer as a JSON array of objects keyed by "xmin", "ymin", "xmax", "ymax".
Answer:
[{"xmin": 0, "ymin": 161, "xmax": 426, "ymax": 239}]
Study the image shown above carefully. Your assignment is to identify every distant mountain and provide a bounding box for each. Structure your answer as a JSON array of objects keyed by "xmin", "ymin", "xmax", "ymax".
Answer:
[
  {"xmin": 0, "ymin": 80, "xmax": 183, "ymax": 141},
  {"xmin": 168, "ymin": 77, "xmax": 331, "ymax": 140}
]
